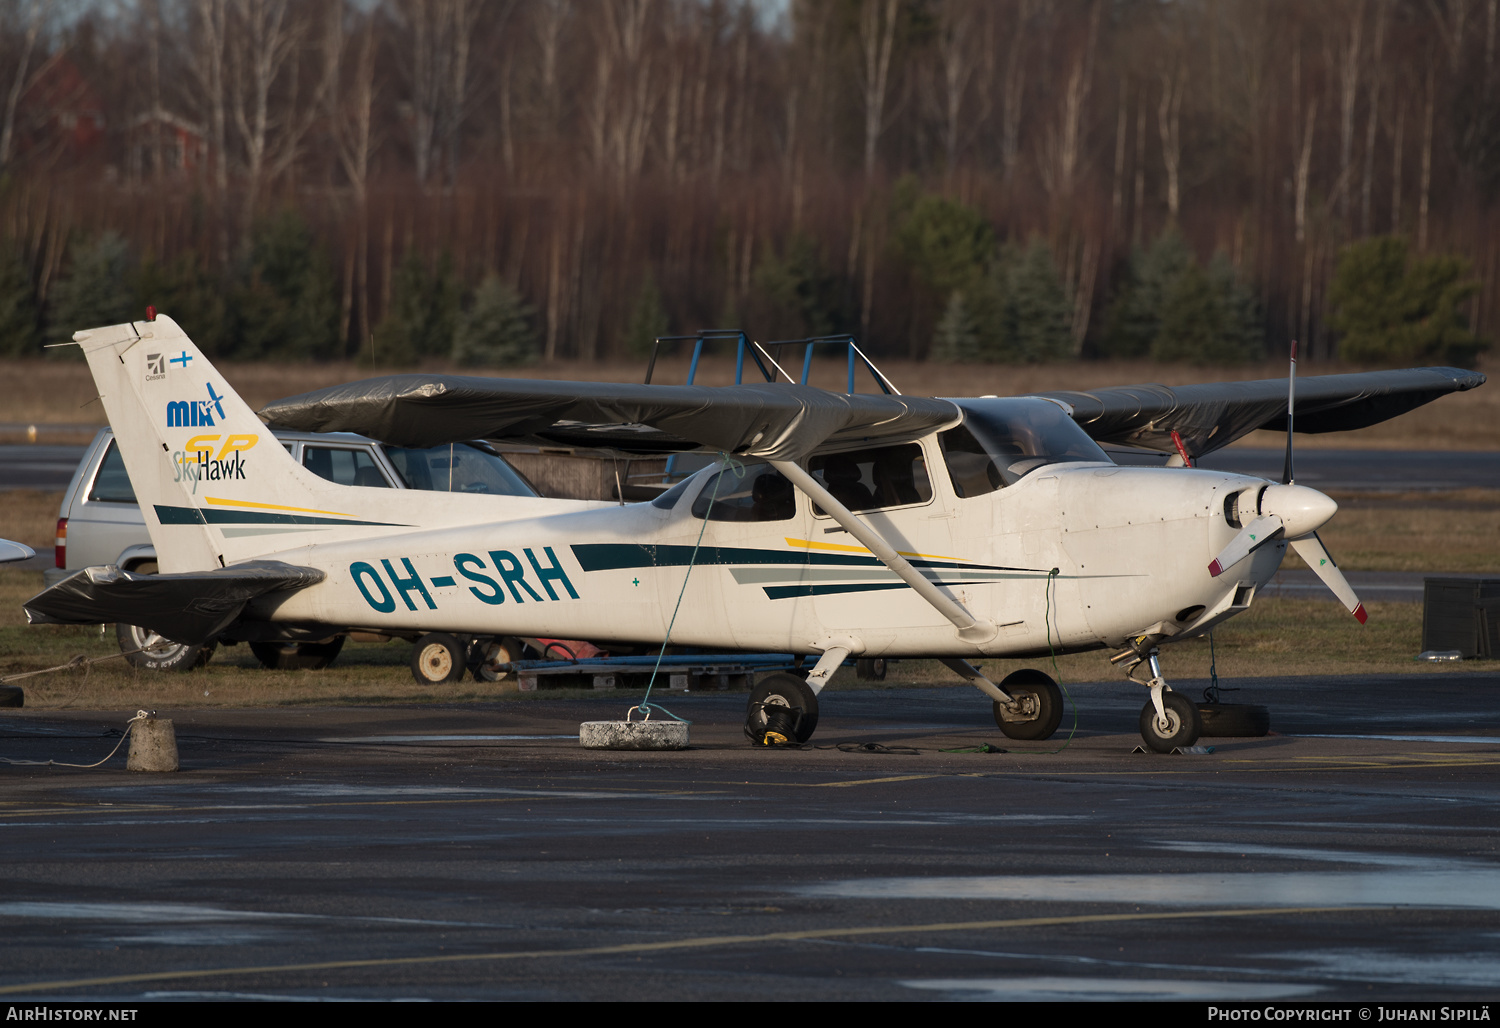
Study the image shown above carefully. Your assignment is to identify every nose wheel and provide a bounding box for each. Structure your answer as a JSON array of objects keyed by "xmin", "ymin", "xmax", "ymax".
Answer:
[
  {"xmin": 1115, "ymin": 644, "xmax": 1203, "ymax": 752},
  {"xmin": 1139, "ymin": 691, "xmax": 1202, "ymax": 752}
]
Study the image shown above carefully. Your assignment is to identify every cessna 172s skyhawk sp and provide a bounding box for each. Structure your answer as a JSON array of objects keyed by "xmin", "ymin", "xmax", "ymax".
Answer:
[{"xmin": 27, "ymin": 315, "xmax": 1484, "ymax": 751}]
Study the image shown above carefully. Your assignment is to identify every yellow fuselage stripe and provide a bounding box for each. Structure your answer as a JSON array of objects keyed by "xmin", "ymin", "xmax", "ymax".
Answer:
[
  {"xmin": 784, "ymin": 537, "xmax": 966, "ymax": 564},
  {"xmin": 204, "ymin": 496, "xmax": 357, "ymax": 518}
]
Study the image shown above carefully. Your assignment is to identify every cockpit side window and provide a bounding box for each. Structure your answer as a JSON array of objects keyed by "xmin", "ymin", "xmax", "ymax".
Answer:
[
  {"xmin": 938, "ymin": 425, "xmax": 1004, "ymax": 498},
  {"xmin": 690, "ymin": 462, "xmax": 796, "ymax": 522},
  {"xmin": 940, "ymin": 398, "xmax": 1111, "ymax": 497}
]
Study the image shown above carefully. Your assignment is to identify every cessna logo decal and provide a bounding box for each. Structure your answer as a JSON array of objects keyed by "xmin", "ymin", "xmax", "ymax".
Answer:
[
  {"xmin": 165, "ymin": 383, "xmax": 228, "ymax": 427},
  {"xmin": 171, "ymin": 433, "xmax": 259, "ymax": 493},
  {"xmin": 145, "ymin": 353, "xmax": 167, "ymax": 380},
  {"xmin": 351, "ymin": 548, "xmax": 579, "ymax": 614}
]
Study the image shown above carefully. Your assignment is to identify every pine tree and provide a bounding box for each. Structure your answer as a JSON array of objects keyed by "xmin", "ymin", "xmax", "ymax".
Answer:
[
  {"xmin": 930, "ymin": 289, "xmax": 983, "ymax": 363},
  {"xmin": 0, "ymin": 243, "xmax": 38, "ymax": 357},
  {"xmin": 1205, "ymin": 252, "xmax": 1265, "ymax": 363},
  {"xmin": 1004, "ymin": 239, "xmax": 1072, "ymax": 362},
  {"xmin": 132, "ymin": 250, "xmax": 228, "ymax": 356},
  {"xmin": 46, "ymin": 232, "xmax": 134, "ymax": 347},
  {"xmin": 1331, "ymin": 236, "xmax": 1486, "ymax": 366},
  {"xmin": 622, "ymin": 273, "xmax": 669, "ymax": 358},
  {"xmin": 1099, "ymin": 229, "xmax": 1195, "ymax": 358},
  {"xmin": 371, "ymin": 250, "xmax": 460, "ymax": 366},
  {"xmin": 749, "ymin": 234, "xmax": 849, "ymax": 340},
  {"xmin": 231, "ymin": 211, "xmax": 341, "ymax": 361},
  {"xmin": 452, "ymin": 274, "xmax": 539, "ymax": 367}
]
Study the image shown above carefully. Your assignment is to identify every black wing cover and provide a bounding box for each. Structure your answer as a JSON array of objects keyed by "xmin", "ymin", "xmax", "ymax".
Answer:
[
  {"xmin": 259, "ymin": 376, "xmax": 960, "ymax": 460},
  {"xmin": 1035, "ymin": 367, "xmax": 1485, "ymax": 457}
]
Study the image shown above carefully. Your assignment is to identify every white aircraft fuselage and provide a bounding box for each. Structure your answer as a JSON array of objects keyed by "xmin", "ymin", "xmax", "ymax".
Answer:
[{"xmin": 249, "ymin": 458, "xmax": 1285, "ymax": 659}]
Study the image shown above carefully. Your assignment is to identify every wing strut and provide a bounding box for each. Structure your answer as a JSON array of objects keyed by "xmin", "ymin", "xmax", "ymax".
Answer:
[{"xmin": 768, "ymin": 460, "xmax": 998, "ymax": 645}]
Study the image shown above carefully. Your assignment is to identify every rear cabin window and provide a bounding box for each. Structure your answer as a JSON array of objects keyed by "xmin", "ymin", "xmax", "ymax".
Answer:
[{"xmin": 807, "ymin": 443, "xmax": 932, "ymax": 516}]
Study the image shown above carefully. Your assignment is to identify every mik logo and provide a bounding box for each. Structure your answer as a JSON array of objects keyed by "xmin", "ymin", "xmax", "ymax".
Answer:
[
  {"xmin": 166, "ymin": 383, "xmax": 228, "ymax": 427},
  {"xmin": 351, "ymin": 548, "xmax": 579, "ymax": 614}
]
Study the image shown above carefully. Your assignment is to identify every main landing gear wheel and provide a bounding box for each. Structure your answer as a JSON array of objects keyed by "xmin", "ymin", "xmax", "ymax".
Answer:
[
  {"xmin": 992, "ymin": 669, "xmax": 1065, "ymax": 741},
  {"xmin": 1198, "ymin": 703, "xmax": 1271, "ymax": 738},
  {"xmin": 410, "ymin": 632, "xmax": 467, "ymax": 685},
  {"xmin": 250, "ymin": 637, "xmax": 345, "ymax": 670},
  {"xmin": 856, "ymin": 657, "xmax": 887, "ymax": 681},
  {"xmin": 745, "ymin": 672, "xmax": 819, "ymax": 745},
  {"xmin": 1139, "ymin": 692, "xmax": 1203, "ymax": 752}
]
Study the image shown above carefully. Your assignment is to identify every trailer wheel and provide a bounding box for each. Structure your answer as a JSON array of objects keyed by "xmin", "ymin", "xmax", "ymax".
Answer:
[{"xmin": 411, "ymin": 633, "xmax": 466, "ymax": 684}]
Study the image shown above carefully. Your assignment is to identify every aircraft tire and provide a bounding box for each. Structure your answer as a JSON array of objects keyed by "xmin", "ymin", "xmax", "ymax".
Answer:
[
  {"xmin": 1198, "ymin": 702, "xmax": 1270, "ymax": 737},
  {"xmin": 0, "ymin": 685, "xmax": 23, "ymax": 707},
  {"xmin": 410, "ymin": 633, "xmax": 467, "ymax": 685},
  {"xmin": 117, "ymin": 622, "xmax": 217, "ymax": 672},
  {"xmin": 992, "ymin": 669, "xmax": 1064, "ymax": 740},
  {"xmin": 1139, "ymin": 692, "xmax": 1203, "ymax": 752},
  {"xmin": 856, "ymin": 658, "xmax": 887, "ymax": 681},
  {"xmin": 250, "ymin": 637, "xmax": 346, "ymax": 671},
  {"xmin": 471, "ymin": 636, "xmax": 524, "ymax": 682},
  {"xmin": 745, "ymin": 672, "xmax": 819, "ymax": 745}
]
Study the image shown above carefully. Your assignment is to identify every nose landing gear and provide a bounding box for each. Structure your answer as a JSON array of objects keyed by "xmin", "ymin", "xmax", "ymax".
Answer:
[{"xmin": 1113, "ymin": 644, "xmax": 1203, "ymax": 753}]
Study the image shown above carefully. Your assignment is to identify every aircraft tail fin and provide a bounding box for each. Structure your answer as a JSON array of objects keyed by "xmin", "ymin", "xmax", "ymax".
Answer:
[{"xmin": 73, "ymin": 315, "xmax": 401, "ymax": 573}]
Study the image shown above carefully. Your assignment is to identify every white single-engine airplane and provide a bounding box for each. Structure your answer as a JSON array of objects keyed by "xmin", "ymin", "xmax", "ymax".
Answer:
[{"xmin": 27, "ymin": 315, "xmax": 1484, "ymax": 751}]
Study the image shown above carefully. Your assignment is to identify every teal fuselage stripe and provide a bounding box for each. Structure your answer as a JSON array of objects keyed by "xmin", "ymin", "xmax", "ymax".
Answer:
[
  {"xmin": 760, "ymin": 578, "xmax": 1023, "ymax": 600},
  {"xmin": 570, "ymin": 542, "xmax": 1034, "ymax": 574},
  {"xmin": 153, "ymin": 505, "xmax": 407, "ymax": 527}
]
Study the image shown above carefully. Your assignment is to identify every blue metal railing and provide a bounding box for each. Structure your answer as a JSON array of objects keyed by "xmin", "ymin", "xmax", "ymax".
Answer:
[{"xmin": 644, "ymin": 330, "xmax": 899, "ymax": 395}]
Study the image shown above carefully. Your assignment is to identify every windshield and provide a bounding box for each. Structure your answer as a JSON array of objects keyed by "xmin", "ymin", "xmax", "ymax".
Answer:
[
  {"xmin": 383, "ymin": 442, "xmax": 538, "ymax": 496},
  {"xmin": 939, "ymin": 398, "xmax": 1111, "ymax": 497}
]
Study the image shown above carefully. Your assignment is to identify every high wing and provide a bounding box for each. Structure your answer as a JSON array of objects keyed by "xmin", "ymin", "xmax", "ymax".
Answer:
[
  {"xmin": 259, "ymin": 376, "xmax": 961, "ymax": 459},
  {"xmin": 1033, "ymin": 366, "xmax": 1486, "ymax": 458},
  {"xmin": 260, "ymin": 366, "xmax": 1483, "ymax": 460}
]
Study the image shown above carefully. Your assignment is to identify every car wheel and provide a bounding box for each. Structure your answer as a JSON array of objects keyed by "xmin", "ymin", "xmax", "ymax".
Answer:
[{"xmin": 116, "ymin": 622, "xmax": 217, "ymax": 672}]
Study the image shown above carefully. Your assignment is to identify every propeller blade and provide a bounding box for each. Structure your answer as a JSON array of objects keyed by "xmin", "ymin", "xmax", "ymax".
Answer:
[
  {"xmin": 1208, "ymin": 514, "xmax": 1284, "ymax": 577},
  {"xmin": 1283, "ymin": 339, "xmax": 1297, "ymax": 485},
  {"xmin": 1289, "ymin": 532, "xmax": 1367, "ymax": 623}
]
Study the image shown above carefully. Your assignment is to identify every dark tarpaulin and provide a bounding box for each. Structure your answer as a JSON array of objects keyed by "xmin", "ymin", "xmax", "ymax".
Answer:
[
  {"xmin": 1034, "ymin": 367, "xmax": 1486, "ymax": 458},
  {"xmin": 258, "ymin": 376, "xmax": 962, "ymax": 461},
  {"xmin": 24, "ymin": 561, "xmax": 325, "ymax": 646}
]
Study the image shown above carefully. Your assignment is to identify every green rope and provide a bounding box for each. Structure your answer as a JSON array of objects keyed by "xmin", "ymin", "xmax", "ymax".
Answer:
[
  {"xmin": 635, "ymin": 455, "xmax": 745, "ymax": 723},
  {"xmin": 1005, "ymin": 567, "xmax": 1078, "ymax": 754}
]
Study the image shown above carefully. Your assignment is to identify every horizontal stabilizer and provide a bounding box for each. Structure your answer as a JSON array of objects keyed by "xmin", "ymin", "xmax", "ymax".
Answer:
[{"xmin": 25, "ymin": 560, "xmax": 325, "ymax": 646}]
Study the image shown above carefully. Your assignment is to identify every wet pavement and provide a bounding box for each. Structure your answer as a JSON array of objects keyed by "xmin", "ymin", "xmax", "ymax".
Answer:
[{"xmin": 1, "ymin": 671, "xmax": 1499, "ymax": 1001}]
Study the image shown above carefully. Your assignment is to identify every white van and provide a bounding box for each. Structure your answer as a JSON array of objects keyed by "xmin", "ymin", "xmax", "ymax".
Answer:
[{"xmin": 51, "ymin": 427, "xmax": 539, "ymax": 671}]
